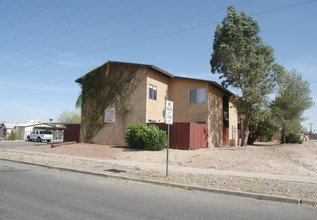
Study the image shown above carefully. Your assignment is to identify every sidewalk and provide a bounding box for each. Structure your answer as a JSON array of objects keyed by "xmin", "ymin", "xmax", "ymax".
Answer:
[
  {"xmin": 8, "ymin": 149, "xmax": 317, "ymax": 184},
  {"xmin": 0, "ymin": 148, "xmax": 317, "ymax": 206}
]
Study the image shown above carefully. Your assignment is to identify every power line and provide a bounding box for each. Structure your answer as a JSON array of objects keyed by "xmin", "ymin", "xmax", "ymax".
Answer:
[
  {"xmin": 0, "ymin": 0, "xmax": 168, "ymax": 55},
  {"xmin": 250, "ymin": 0, "xmax": 317, "ymax": 16},
  {"xmin": 0, "ymin": 0, "xmax": 20, "ymax": 14},
  {"xmin": 0, "ymin": 0, "xmax": 63, "ymax": 32},
  {"xmin": 0, "ymin": 0, "xmax": 102, "ymax": 46},
  {"xmin": 1, "ymin": 0, "xmax": 255, "ymax": 69},
  {"xmin": 1, "ymin": 0, "xmax": 316, "ymax": 76},
  {"xmin": 0, "ymin": 22, "xmax": 220, "ymax": 76},
  {"xmin": 0, "ymin": 0, "xmax": 35, "ymax": 20}
]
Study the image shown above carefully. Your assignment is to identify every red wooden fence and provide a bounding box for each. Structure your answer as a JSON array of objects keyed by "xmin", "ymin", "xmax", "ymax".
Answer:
[
  {"xmin": 64, "ymin": 124, "xmax": 81, "ymax": 143},
  {"xmin": 152, "ymin": 122, "xmax": 208, "ymax": 150}
]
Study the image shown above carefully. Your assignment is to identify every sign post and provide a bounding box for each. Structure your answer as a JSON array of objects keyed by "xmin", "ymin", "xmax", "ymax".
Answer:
[{"xmin": 165, "ymin": 100, "xmax": 173, "ymax": 177}]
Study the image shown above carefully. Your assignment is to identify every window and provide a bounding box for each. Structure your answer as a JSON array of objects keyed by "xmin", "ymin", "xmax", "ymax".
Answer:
[
  {"xmin": 189, "ymin": 88, "xmax": 206, "ymax": 103},
  {"xmin": 40, "ymin": 131, "xmax": 52, "ymax": 134},
  {"xmin": 149, "ymin": 84, "xmax": 157, "ymax": 100}
]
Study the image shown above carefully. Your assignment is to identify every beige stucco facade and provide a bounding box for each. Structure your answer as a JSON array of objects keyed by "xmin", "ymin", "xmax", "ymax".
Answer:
[
  {"xmin": 145, "ymin": 69, "xmax": 170, "ymax": 123},
  {"xmin": 81, "ymin": 66, "xmax": 149, "ymax": 145},
  {"xmin": 170, "ymin": 78, "xmax": 208, "ymax": 123},
  {"xmin": 207, "ymin": 84, "xmax": 224, "ymax": 147},
  {"xmin": 229, "ymin": 98, "xmax": 238, "ymax": 145},
  {"xmin": 77, "ymin": 61, "xmax": 239, "ymax": 147}
]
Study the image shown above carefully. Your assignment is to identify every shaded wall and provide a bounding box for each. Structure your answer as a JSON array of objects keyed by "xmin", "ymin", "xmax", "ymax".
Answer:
[
  {"xmin": 207, "ymin": 84, "xmax": 223, "ymax": 147},
  {"xmin": 91, "ymin": 67, "xmax": 148, "ymax": 145}
]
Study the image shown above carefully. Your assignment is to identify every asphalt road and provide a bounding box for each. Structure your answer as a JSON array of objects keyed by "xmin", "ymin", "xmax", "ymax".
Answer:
[
  {"xmin": 0, "ymin": 160, "xmax": 316, "ymax": 220},
  {"xmin": 0, "ymin": 140, "xmax": 55, "ymax": 149}
]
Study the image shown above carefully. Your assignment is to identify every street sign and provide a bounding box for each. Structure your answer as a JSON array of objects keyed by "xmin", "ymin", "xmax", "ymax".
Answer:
[
  {"xmin": 165, "ymin": 100, "xmax": 173, "ymax": 125},
  {"xmin": 165, "ymin": 100, "xmax": 173, "ymax": 177}
]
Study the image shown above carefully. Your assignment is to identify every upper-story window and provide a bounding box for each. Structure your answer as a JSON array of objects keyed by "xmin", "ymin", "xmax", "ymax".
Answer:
[
  {"xmin": 189, "ymin": 88, "xmax": 206, "ymax": 103},
  {"xmin": 149, "ymin": 84, "xmax": 157, "ymax": 100}
]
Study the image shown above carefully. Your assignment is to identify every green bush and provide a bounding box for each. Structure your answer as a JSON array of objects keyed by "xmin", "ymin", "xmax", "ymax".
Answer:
[
  {"xmin": 285, "ymin": 132, "xmax": 303, "ymax": 144},
  {"xmin": 125, "ymin": 122, "xmax": 167, "ymax": 151},
  {"xmin": 7, "ymin": 128, "xmax": 23, "ymax": 141}
]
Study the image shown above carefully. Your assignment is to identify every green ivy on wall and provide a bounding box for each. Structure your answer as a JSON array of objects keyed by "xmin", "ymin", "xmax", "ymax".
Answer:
[{"xmin": 77, "ymin": 61, "xmax": 139, "ymax": 142}]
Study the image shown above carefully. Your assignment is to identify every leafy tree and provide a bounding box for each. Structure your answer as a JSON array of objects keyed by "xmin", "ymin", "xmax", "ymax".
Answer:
[
  {"xmin": 210, "ymin": 6, "xmax": 282, "ymax": 146},
  {"xmin": 57, "ymin": 110, "xmax": 81, "ymax": 124},
  {"xmin": 271, "ymin": 69, "xmax": 314, "ymax": 143},
  {"xmin": 75, "ymin": 93, "xmax": 82, "ymax": 112},
  {"xmin": 248, "ymin": 110, "xmax": 279, "ymax": 144}
]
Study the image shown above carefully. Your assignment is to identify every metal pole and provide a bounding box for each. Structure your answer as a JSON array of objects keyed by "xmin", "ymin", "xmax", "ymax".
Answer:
[{"xmin": 166, "ymin": 124, "xmax": 170, "ymax": 177}]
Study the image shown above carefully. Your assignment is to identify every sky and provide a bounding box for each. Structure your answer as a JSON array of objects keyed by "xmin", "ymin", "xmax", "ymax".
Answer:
[{"xmin": 0, "ymin": 0, "xmax": 316, "ymax": 132}]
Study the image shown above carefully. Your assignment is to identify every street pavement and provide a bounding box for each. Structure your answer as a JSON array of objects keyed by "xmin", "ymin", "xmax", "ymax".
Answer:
[
  {"xmin": 0, "ymin": 140, "xmax": 60, "ymax": 149},
  {"xmin": 1, "ymin": 160, "xmax": 316, "ymax": 220}
]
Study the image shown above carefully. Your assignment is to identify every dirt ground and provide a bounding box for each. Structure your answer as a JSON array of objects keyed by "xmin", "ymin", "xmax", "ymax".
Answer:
[{"xmin": 14, "ymin": 141, "xmax": 317, "ymax": 177}]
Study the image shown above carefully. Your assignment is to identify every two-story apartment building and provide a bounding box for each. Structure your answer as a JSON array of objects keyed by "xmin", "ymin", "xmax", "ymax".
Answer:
[{"xmin": 76, "ymin": 61, "xmax": 238, "ymax": 147}]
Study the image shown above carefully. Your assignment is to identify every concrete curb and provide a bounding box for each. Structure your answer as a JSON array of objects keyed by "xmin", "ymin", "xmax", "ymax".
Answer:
[
  {"xmin": 0, "ymin": 157, "xmax": 306, "ymax": 206},
  {"xmin": 301, "ymin": 199, "xmax": 317, "ymax": 207}
]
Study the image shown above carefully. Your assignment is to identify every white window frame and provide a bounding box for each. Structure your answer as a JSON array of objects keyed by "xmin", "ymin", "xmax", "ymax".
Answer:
[
  {"xmin": 189, "ymin": 88, "xmax": 206, "ymax": 103},
  {"xmin": 149, "ymin": 84, "xmax": 157, "ymax": 100}
]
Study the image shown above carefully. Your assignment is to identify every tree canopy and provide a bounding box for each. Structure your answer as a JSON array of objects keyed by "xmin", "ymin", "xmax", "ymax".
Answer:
[
  {"xmin": 272, "ymin": 69, "xmax": 314, "ymax": 143},
  {"xmin": 57, "ymin": 110, "xmax": 81, "ymax": 124},
  {"xmin": 210, "ymin": 6, "xmax": 282, "ymax": 145}
]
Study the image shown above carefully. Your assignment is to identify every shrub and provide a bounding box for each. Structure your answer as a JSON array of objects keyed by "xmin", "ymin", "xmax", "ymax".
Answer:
[
  {"xmin": 285, "ymin": 132, "xmax": 302, "ymax": 144},
  {"xmin": 7, "ymin": 128, "xmax": 23, "ymax": 140},
  {"xmin": 125, "ymin": 122, "xmax": 167, "ymax": 151}
]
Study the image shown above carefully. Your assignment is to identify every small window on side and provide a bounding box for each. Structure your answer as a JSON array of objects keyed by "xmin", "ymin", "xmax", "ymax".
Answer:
[
  {"xmin": 189, "ymin": 88, "xmax": 206, "ymax": 103},
  {"xmin": 149, "ymin": 84, "xmax": 157, "ymax": 100}
]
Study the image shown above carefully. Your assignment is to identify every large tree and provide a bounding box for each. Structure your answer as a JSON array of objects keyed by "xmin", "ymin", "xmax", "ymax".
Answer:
[
  {"xmin": 210, "ymin": 6, "xmax": 281, "ymax": 146},
  {"xmin": 272, "ymin": 69, "xmax": 314, "ymax": 143},
  {"xmin": 57, "ymin": 110, "xmax": 81, "ymax": 124}
]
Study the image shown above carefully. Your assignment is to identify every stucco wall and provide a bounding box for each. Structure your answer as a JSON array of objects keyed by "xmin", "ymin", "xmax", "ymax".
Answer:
[
  {"xmin": 170, "ymin": 78, "xmax": 208, "ymax": 123},
  {"xmin": 228, "ymin": 98, "xmax": 238, "ymax": 145},
  {"xmin": 146, "ymin": 69, "xmax": 170, "ymax": 123},
  {"xmin": 79, "ymin": 65, "xmax": 148, "ymax": 145},
  {"xmin": 207, "ymin": 84, "xmax": 223, "ymax": 147},
  {"xmin": 79, "ymin": 62, "xmax": 236, "ymax": 147}
]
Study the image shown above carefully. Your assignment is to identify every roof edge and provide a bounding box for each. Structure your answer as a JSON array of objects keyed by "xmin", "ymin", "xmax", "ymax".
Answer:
[
  {"xmin": 75, "ymin": 60, "xmax": 174, "ymax": 83},
  {"xmin": 174, "ymin": 76, "xmax": 236, "ymax": 96}
]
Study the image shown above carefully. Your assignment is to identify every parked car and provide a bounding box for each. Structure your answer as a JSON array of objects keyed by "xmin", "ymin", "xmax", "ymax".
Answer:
[{"xmin": 27, "ymin": 130, "xmax": 53, "ymax": 142}]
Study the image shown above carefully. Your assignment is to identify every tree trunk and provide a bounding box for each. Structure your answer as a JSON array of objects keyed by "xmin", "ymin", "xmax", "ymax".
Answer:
[
  {"xmin": 281, "ymin": 126, "xmax": 285, "ymax": 144},
  {"xmin": 242, "ymin": 115, "xmax": 251, "ymax": 146}
]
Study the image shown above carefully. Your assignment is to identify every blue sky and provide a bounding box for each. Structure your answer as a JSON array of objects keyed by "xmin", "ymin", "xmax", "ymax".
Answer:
[{"xmin": 0, "ymin": 0, "xmax": 316, "ymax": 132}]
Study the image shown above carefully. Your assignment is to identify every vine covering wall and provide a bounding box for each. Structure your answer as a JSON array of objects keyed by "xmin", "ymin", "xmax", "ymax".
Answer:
[{"xmin": 77, "ymin": 61, "xmax": 139, "ymax": 142}]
